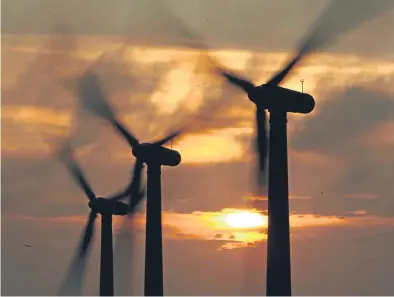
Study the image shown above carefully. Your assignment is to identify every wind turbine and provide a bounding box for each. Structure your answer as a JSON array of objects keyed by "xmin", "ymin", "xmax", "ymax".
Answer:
[
  {"xmin": 57, "ymin": 142, "xmax": 145, "ymax": 296},
  {"xmin": 76, "ymin": 70, "xmax": 182, "ymax": 296},
  {"xmin": 217, "ymin": 66, "xmax": 314, "ymax": 297},
  {"xmin": 152, "ymin": 0, "xmax": 394, "ymax": 295}
]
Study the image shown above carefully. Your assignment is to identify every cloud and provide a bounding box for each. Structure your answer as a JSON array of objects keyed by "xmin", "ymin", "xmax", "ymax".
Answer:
[
  {"xmin": 333, "ymin": 155, "xmax": 394, "ymax": 217},
  {"xmin": 289, "ymin": 79, "xmax": 394, "ymax": 217},
  {"xmin": 1, "ymin": 33, "xmax": 182, "ymax": 143},
  {"xmin": 2, "ymin": 33, "xmax": 85, "ymax": 109},
  {"xmin": 3, "ymin": 36, "xmax": 393, "ymax": 161},
  {"xmin": 291, "ymin": 85, "xmax": 394, "ymax": 156},
  {"xmin": 2, "ymin": 0, "xmax": 393, "ymax": 58},
  {"xmin": 2, "ymin": 209, "xmax": 355, "ymax": 250},
  {"xmin": 2, "ymin": 33, "xmax": 260, "ymax": 163}
]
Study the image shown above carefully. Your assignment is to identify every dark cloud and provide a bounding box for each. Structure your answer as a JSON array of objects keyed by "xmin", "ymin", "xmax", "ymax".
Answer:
[
  {"xmin": 289, "ymin": 82, "xmax": 394, "ymax": 217},
  {"xmin": 1, "ymin": 29, "xmax": 94, "ymax": 112},
  {"xmin": 2, "ymin": 0, "xmax": 393, "ymax": 58},
  {"xmin": 333, "ymin": 151, "xmax": 394, "ymax": 217},
  {"xmin": 1, "ymin": 33, "xmax": 179, "ymax": 137},
  {"xmin": 291, "ymin": 86, "xmax": 394, "ymax": 155}
]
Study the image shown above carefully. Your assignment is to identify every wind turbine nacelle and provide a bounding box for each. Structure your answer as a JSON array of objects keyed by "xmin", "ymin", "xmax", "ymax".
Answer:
[
  {"xmin": 251, "ymin": 85, "xmax": 315, "ymax": 114},
  {"xmin": 133, "ymin": 144, "xmax": 181, "ymax": 167},
  {"xmin": 113, "ymin": 201, "xmax": 129, "ymax": 215},
  {"xmin": 89, "ymin": 198, "xmax": 129, "ymax": 215}
]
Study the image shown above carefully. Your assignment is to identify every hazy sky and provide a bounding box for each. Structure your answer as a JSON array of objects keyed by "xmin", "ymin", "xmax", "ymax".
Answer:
[{"xmin": 2, "ymin": 0, "xmax": 394, "ymax": 296}]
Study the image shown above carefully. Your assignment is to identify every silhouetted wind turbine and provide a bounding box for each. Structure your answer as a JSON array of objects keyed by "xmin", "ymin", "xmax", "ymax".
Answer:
[
  {"xmin": 76, "ymin": 70, "xmax": 182, "ymax": 296},
  {"xmin": 155, "ymin": 0, "xmax": 394, "ymax": 295},
  {"xmin": 57, "ymin": 142, "xmax": 144, "ymax": 296},
  {"xmin": 217, "ymin": 68, "xmax": 314, "ymax": 297}
]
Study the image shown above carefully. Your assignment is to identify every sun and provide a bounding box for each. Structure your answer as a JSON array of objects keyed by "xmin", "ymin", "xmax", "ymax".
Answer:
[{"xmin": 224, "ymin": 210, "xmax": 267, "ymax": 229}]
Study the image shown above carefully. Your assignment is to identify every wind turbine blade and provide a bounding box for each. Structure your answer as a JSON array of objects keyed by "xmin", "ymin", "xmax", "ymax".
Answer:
[
  {"xmin": 109, "ymin": 159, "xmax": 145, "ymax": 202},
  {"xmin": 111, "ymin": 120, "xmax": 140, "ymax": 148},
  {"xmin": 267, "ymin": 0, "xmax": 394, "ymax": 86},
  {"xmin": 107, "ymin": 189, "xmax": 130, "ymax": 202},
  {"xmin": 154, "ymin": 0, "xmax": 255, "ymax": 125},
  {"xmin": 77, "ymin": 70, "xmax": 117, "ymax": 120},
  {"xmin": 255, "ymin": 108, "xmax": 268, "ymax": 189},
  {"xmin": 79, "ymin": 211, "xmax": 97, "ymax": 256},
  {"xmin": 128, "ymin": 186, "xmax": 146, "ymax": 215},
  {"xmin": 152, "ymin": 130, "xmax": 183, "ymax": 146},
  {"xmin": 113, "ymin": 173, "xmax": 145, "ymax": 296},
  {"xmin": 57, "ymin": 144, "xmax": 96, "ymax": 201},
  {"xmin": 128, "ymin": 160, "xmax": 145, "ymax": 207},
  {"xmin": 76, "ymin": 70, "xmax": 140, "ymax": 147},
  {"xmin": 155, "ymin": 0, "xmax": 236, "ymax": 79},
  {"xmin": 58, "ymin": 254, "xmax": 88, "ymax": 296},
  {"xmin": 58, "ymin": 211, "xmax": 97, "ymax": 296},
  {"xmin": 219, "ymin": 70, "xmax": 256, "ymax": 93},
  {"xmin": 155, "ymin": 0, "xmax": 210, "ymax": 51},
  {"xmin": 266, "ymin": 50, "xmax": 308, "ymax": 87}
]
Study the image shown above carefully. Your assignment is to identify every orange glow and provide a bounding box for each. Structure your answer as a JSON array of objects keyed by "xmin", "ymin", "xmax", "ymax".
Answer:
[
  {"xmin": 2, "ymin": 106, "xmax": 71, "ymax": 127},
  {"xmin": 173, "ymin": 132, "xmax": 245, "ymax": 163},
  {"xmin": 6, "ymin": 210, "xmax": 386, "ymax": 250},
  {"xmin": 289, "ymin": 214, "xmax": 345, "ymax": 228},
  {"xmin": 224, "ymin": 210, "xmax": 267, "ymax": 229},
  {"xmin": 118, "ymin": 208, "xmax": 347, "ymax": 248}
]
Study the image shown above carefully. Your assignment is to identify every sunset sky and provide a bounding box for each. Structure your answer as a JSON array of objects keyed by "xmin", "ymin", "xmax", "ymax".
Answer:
[{"xmin": 2, "ymin": 0, "xmax": 394, "ymax": 295}]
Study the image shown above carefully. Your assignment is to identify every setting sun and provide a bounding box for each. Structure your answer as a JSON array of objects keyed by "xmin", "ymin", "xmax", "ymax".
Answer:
[{"xmin": 224, "ymin": 210, "xmax": 267, "ymax": 229}]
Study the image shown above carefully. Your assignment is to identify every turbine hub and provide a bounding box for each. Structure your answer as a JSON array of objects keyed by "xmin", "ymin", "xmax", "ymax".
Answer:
[{"xmin": 247, "ymin": 87, "xmax": 261, "ymax": 105}]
